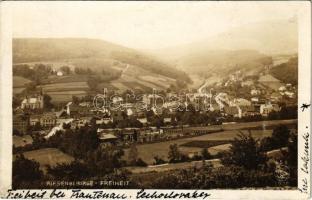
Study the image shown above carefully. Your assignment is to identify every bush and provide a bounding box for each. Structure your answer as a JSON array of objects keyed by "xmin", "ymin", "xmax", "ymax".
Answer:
[
  {"xmin": 221, "ymin": 131, "xmax": 267, "ymax": 170},
  {"xmin": 136, "ymin": 158, "xmax": 148, "ymax": 167},
  {"xmin": 260, "ymin": 125, "xmax": 291, "ymax": 151},
  {"xmin": 13, "ymin": 154, "xmax": 43, "ymax": 188},
  {"xmin": 168, "ymin": 144, "xmax": 182, "ymax": 163},
  {"xmin": 148, "ymin": 165, "xmax": 276, "ymax": 189},
  {"xmin": 153, "ymin": 156, "xmax": 167, "ymax": 165},
  {"xmin": 201, "ymin": 148, "xmax": 212, "ymax": 160},
  {"xmin": 47, "ymin": 160, "xmax": 91, "ymax": 180},
  {"xmin": 271, "ymin": 125, "xmax": 290, "ymax": 148}
]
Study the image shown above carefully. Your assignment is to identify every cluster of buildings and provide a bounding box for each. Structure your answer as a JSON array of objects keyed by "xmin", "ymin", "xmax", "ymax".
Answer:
[{"xmin": 13, "ymin": 69, "xmax": 297, "ymax": 148}]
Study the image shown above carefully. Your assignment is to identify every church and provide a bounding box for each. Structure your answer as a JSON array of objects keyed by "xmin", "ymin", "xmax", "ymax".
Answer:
[{"xmin": 21, "ymin": 94, "xmax": 44, "ymax": 110}]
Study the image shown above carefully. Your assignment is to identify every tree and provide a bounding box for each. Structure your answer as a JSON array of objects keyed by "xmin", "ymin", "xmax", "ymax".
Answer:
[
  {"xmin": 87, "ymin": 76, "xmax": 102, "ymax": 91},
  {"xmin": 153, "ymin": 156, "xmax": 166, "ymax": 165},
  {"xmin": 13, "ymin": 154, "xmax": 43, "ymax": 188},
  {"xmin": 128, "ymin": 144, "xmax": 138, "ymax": 165},
  {"xmin": 72, "ymin": 96, "xmax": 80, "ymax": 105},
  {"xmin": 60, "ymin": 66, "xmax": 71, "ymax": 75},
  {"xmin": 168, "ymin": 144, "xmax": 182, "ymax": 163},
  {"xmin": 43, "ymin": 94, "xmax": 54, "ymax": 110},
  {"xmin": 283, "ymin": 132, "xmax": 297, "ymax": 186},
  {"xmin": 62, "ymin": 122, "xmax": 71, "ymax": 129},
  {"xmin": 201, "ymin": 148, "xmax": 212, "ymax": 160},
  {"xmin": 47, "ymin": 160, "xmax": 90, "ymax": 180},
  {"xmin": 136, "ymin": 158, "xmax": 148, "ymax": 167},
  {"xmin": 86, "ymin": 146, "xmax": 125, "ymax": 176},
  {"xmin": 271, "ymin": 125, "xmax": 290, "ymax": 148},
  {"xmin": 221, "ymin": 131, "xmax": 267, "ymax": 170},
  {"xmin": 13, "ymin": 96, "xmax": 22, "ymax": 108}
]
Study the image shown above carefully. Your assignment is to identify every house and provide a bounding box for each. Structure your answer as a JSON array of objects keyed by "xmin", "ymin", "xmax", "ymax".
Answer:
[
  {"xmin": 285, "ymin": 91, "xmax": 295, "ymax": 98},
  {"xmin": 21, "ymin": 95, "xmax": 44, "ymax": 110},
  {"xmin": 13, "ymin": 114, "xmax": 29, "ymax": 135},
  {"xmin": 79, "ymin": 102, "xmax": 92, "ymax": 107},
  {"xmin": 138, "ymin": 128, "xmax": 164, "ymax": 143},
  {"xmin": 111, "ymin": 110, "xmax": 126, "ymax": 122},
  {"xmin": 241, "ymin": 106, "xmax": 258, "ymax": 117},
  {"xmin": 40, "ymin": 112, "xmax": 57, "ymax": 127},
  {"xmin": 96, "ymin": 117, "xmax": 113, "ymax": 125},
  {"xmin": 112, "ymin": 96, "xmax": 123, "ymax": 104},
  {"xmin": 56, "ymin": 71, "xmax": 63, "ymax": 76},
  {"xmin": 151, "ymin": 106, "xmax": 163, "ymax": 115},
  {"xmin": 234, "ymin": 98, "xmax": 251, "ymax": 107},
  {"xmin": 29, "ymin": 115, "xmax": 41, "ymax": 126},
  {"xmin": 137, "ymin": 118, "xmax": 148, "ymax": 125},
  {"xmin": 250, "ymin": 89, "xmax": 261, "ymax": 96},
  {"xmin": 126, "ymin": 108, "xmax": 134, "ymax": 116},
  {"xmin": 56, "ymin": 118, "xmax": 74, "ymax": 126},
  {"xmin": 251, "ymin": 97, "xmax": 259, "ymax": 103},
  {"xmin": 73, "ymin": 117, "xmax": 92, "ymax": 128},
  {"xmin": 223, "ymin": 106, "xmax": 240, "ymax": 118},
  {"xmin": 278, "ymin": 86, "xmax": 286, "ymax": 91},
  {"xmin": 260, "ymin": 103, "xmax": 279, "ymax": 116},
  {"xmin": 98, "ymin": 132, "xmax": 118, "ymax": 147},
  {"xmin": 66, "ymin": 102, "xmax": 90, "ymax": 118},
  {"xmin": 208, "ymin": 103, "xmax": 220, "ymax": 112},
  {"xmin": 142, "ymin": 94, "xmax": 163, "ymax": 106},
  {"xmin": 120, "ymin": 129, "xmax": 139, "ymax": 143},
  {"xmin": 270, "ymin": 92, "xmax": 282, "ymax": 102},
  {"xmin": 241, "ymin": 80, "xmax": 254, "ymax": 87},
  {"xmin": 163, "ymin": 117, "xmax": 172, "ymax": 124}
]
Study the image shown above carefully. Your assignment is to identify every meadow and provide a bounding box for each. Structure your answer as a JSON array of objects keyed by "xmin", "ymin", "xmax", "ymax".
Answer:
[
  {"xmin": 20, "ymin": 148, "xmax": 74, "ymax": 172},
  {"xmin": 13, "ymin": 76, "xmax": 31, "ymax": 95},
  {"xmin": 124, "ymin": 119, "xmax": 297, "ymax": 165},
  {"xmin": 46, "ymin": 91, "xmax": 87, "ymax": 102}
]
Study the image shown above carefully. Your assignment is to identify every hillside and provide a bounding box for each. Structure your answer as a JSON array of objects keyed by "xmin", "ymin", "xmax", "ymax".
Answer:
[
  {"xmin": 13, "ymin": 38, "xmax": 190, "ymax": 84},
  {"xmin": 177, "ymin": 49, "xmax": 272, "ymax": 76},
  {"xmin": 270, "ymin": 56, "xmax": 298, "ymax": 85},
  {"xmin": 150, "ymin": 20, "xmax": 297, "ymax": 78}
]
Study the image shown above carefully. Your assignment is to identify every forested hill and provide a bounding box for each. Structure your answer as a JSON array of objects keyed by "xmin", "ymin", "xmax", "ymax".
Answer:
[
  {"xmin": 13, "ymin": 38, "xmax": 191, "ymax": 83},
  {"xmin": 270, "ymin": 56, "xmax": 298, "ymax": 85}
]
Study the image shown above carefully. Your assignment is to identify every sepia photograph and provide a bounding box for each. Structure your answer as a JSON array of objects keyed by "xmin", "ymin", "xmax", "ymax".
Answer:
[{"xmin": 0, "ymin": 1, "xmax": 311, "ymax": 198}]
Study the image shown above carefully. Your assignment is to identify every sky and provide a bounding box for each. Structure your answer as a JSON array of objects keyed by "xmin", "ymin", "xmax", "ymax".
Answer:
[{"xmin": 9, "ymin": 1, "xmax": 301, "ymax": 50}]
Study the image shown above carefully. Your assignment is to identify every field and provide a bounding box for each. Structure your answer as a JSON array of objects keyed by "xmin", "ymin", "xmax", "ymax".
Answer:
[
  {"xmin": 41, "ymin": 82, "xmax": 89, "ymax": 92},
  {"xmin": 13, "ymin": 76, "xmax": 31, "ymax": 87},
  {"xmin": 39, "ymin": 78, "xmax": 89, "ymax": 102},
  {"xmin": 180, "ymin": 140, "xmax": 231, "ymax": 148},
  {"xmin": 139, "ymin": 75, "xmax": 175, "ymax": 89},
  {"xmin": 13, "ymin": 87, "xmax": 26, "ymax": 95},
  {"xmin": 42, "ymin": 75, "xmax": 90, "ymax": 84},
  {"xmin": 20, "ymin": 148, "xmax": 74, "ymax": 172},
  {"xmin": 110, "ymin": 64, "xmax": 176, "ymax": 91},
  {"xmin": 126, "ymin": 158, "xmax": 222, "ymax": 174},
  {"xmin": 46, "ymin": 91, "xmax": 87, "ymax": 102},
  {"xmin": 13, "ymin": 76, "xmax": 31, "ymax": 94},
  {"xmin": 124, "ymin": 119, "xmax": 297, "ymax": 164}
]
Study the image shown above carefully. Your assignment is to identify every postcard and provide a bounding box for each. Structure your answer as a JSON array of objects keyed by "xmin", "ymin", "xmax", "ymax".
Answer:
[{"xmin": 0, "ymin": 1, "xmax": 311, "ymax": 199}]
